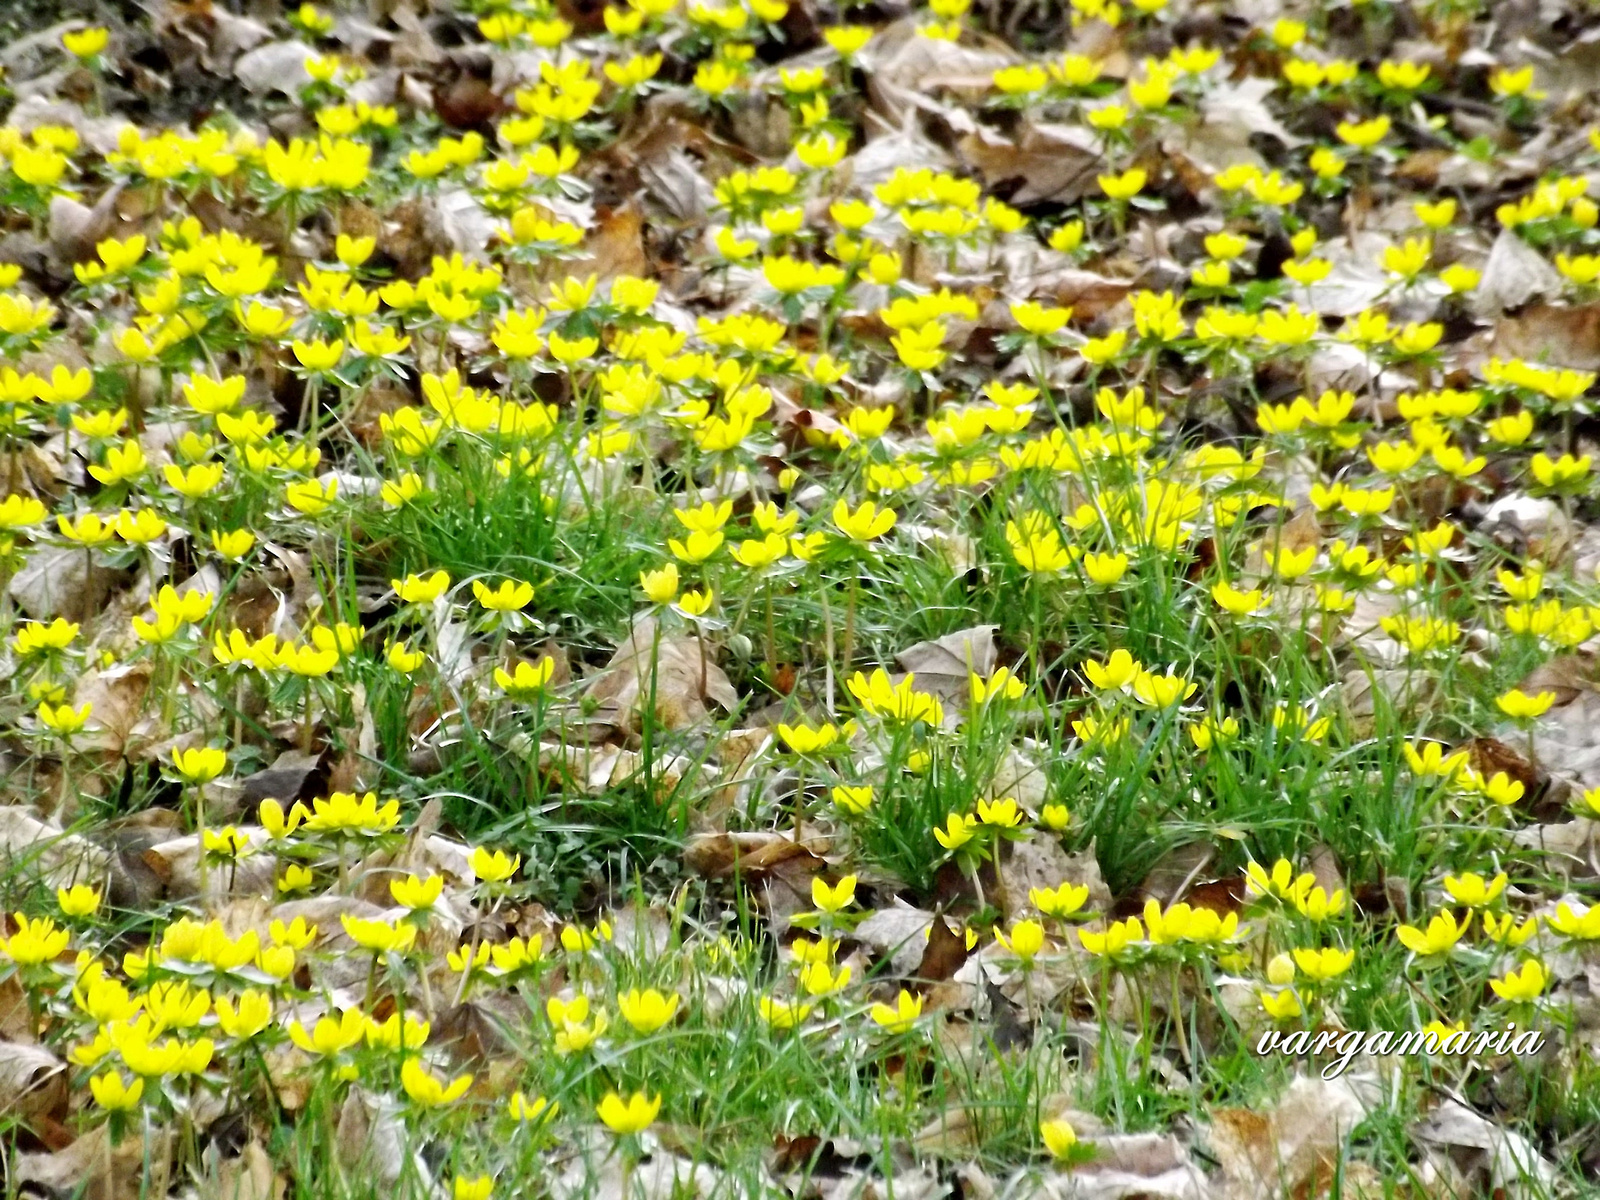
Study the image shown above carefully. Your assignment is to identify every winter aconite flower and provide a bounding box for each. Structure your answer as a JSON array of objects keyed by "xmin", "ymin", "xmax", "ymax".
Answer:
[{"xmin": 597, "ymin": 1091, "xmax": 660, "ymax": 1135}]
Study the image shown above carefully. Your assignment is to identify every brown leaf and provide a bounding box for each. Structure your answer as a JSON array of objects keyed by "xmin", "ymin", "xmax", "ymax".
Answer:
[
  {"xmin": 13, "ymin": 1123, "xmax": 175, "ymax": 1200},
  {"xmin": 71, "ymin": 662, "xmax": 155, "ymax": 758},
  {"xmin": 1411, "ymin": 1098, "xmax": 1558, "ymax": 1199},
  {"xmin": 8, "ymin": 543, "xmax": 129, "ymax": 622},
  {"xmin": 1492, "ymin": 303, "xmax": 1600, "ymax": 370},
  {"xmin": 584, "ymin": 615, "xmax": 739, "ymax": 733},
  {"xmin": 893, "ymin": 625, "xmax": 999, "ymax": 710},
  {"xmin": 568, "ymin": 201, "xmax": 649, "ymax": 283},
  {"xmin": 853, "ymin": 904, "xmax": 936, "ymax": 977},
  {"xmin": 1135, "ymin": 841, "xmax": 1217, "ymax": 906},
  {"xmin": 957, "ymin": 123, "xmax": 1100, "ymax": 206},
  {"xmin": 1207, "ymin": 1073, "xmax": 1378, "ymax": 1200},
  {"xmin": 0, "ymin": 1041, "xmax": 67, "ymax": 1121},
  {"xmin": 916, "ymin": 912, "xmax": 971, "ymax": 984},
  {"xmin": 0, "ymin": 805, "xmax": 113, "ymax": 891},
  {"xmin": 241, "ymin": 749, "xmax": 326, "ymax": 807},
  {"xmin": 199, "ymin": 1140, "xmax": 284, "ymax": 1200},
  {"xmin": 683, "ymin": 830, "xmax": 825, "ymax": 879},
  {"xmin": 1516, "ymin": 654, "xmax": 1597, "ymax": 707}
]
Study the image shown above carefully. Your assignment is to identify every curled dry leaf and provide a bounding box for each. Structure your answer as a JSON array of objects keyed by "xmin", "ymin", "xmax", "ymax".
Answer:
[{"xmin": 0, "ymin": 1040, "xmax": 67, "ymax": 1120}]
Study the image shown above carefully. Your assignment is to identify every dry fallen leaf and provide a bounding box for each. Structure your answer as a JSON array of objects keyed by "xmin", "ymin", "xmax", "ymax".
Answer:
[
  {"xmin": 1411, "ymin": 1097, "xmax": 1559, "ymax": 1200},
  {"xmin": 13, "ymin": 1122, "xmax": 175, "ymax": 1200},
  {"xmin": 585, "ymin": 614, "xmax": 739, "ymax": 732},
  {"xmin": 0, "ymin": 1040, "xmax": 67, "ymax": 1121},
  {"xmin": 1206, "ymin": 1072, "xmax": 1379, "ymax": 1200}
]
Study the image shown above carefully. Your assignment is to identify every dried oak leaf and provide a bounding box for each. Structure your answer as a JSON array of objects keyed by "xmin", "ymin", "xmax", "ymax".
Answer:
[
  {"xmin": 957, "ymin": 122, "xmax": 1101, "ymax": 206},
  {"xmin": 585, "ymin": 614, "xmax": 738, "ymax": 733},
  {"xmin": 1492, "ymin": 303, "xmax": 1600, "ymax": 370},
  {"xmin": 1206, "ymin": 1072, "xmax": 1379, "ymax": 1200}
]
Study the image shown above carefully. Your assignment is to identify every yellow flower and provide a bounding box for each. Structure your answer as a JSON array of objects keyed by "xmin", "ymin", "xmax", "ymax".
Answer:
[
  {"xmin": 171, "ymin": 746, "xmax": 226, "ymax": 784},
  {"xmin": 597, "ymin": 1090, "xmax": 660, "ymax": 1134},
  {"xmin": 1546, "ymin": 901, "xmax": 1600, "ymax": 940},
  {"xmin": 57, "ymin": 884, "xmax": 101, "ymax": 918},
  {"xmin": 1131, "ymin": 668, "xmax": 1196, "ymax": 708},
  {"xmin": 38, "ymin": 701, "xmax": 92, "ymax": 736},
  {"xmin": 832, "ymin": 498, "xmax": 896, "ymax": 541},
  {"xmin": 1496, "ymin": 689, "xmax": 1555, "ymax": 720},
  {"xmin": 812, "ymin": 875, "xmax": 857, "ymax": 914},
  {"xmin": 453, "ymin": 1177, "xmax": 493, "ymax": 1200},
  {"xmin": 1531, "ymin": 452, "xmax": 1591, "ymax": 490},
  {"xmin": 393, "ymin": 570, "xmax": 451, "ymax": 604},
  {"xmin": 473, "ymin": 578, "xmax": 535, "ymax": 612},
  {"xmin": 870, "ymin": 989, "xmax": 922, "ymax": 1033},
  {"xmin": 1397, "ymin": 909, "xmax": 1465, "ymax": 956},
  {"xmin": 831, "ymin": 785, "xmax": 873, "ymax": 815},
  {"xmin": 340, "ymin": 914, "xmax": 417, "ymax": 954},
  {"xmin": 291, "ymin": 338, "xmax": 344, "ymax": 372},
  {"xmin": 470, "ymin": 846, "xmax": 521, "ymax": 884},
  {"xmin": 1259, "ymin": 989, "xmax": 1303, "ymax": 1021},
  {"xmin": 617, "ymin": 988, "xmax": 680, "ymax": 1033},
  {"xmin": 1288, "ymin": 883, "xmax": 1342, "ymax": 920},
  {"xmin": 1097, "ymin": 168, "xmax": 1146, "ymax": 200},
  {"xmin": 1083, "ymin": 648, "xmax": 1140, "ymax": 691},
  {"xmin": 777, "ymin": 722, "xmax": 840, "ymax": 754},
  {"xmin": 400, "ymin": 1056, "xmax": 473, "ymax": 1106},
  {"xmin": 1483, "ymin": 911, "xmax": 1538, "ymax": 947},
  {"xmin": 732, "ymin": 532, "xmax": 789, "ymax": 570},
  {"xmin": 508, "ymin": 1092, "xmax": 556, "ymax": 1122},
  {"xmin": 289, "ymin": 1008, "xmax": 366, "ymax": 1057},
  {"xmin": 1291, "ymin": 946, "xmax": 1355, "ymax": 981},
  {"xmin": 1336, "ymin": 115, "xmax": 1391, "ymax": 149},
  {"xmin": 1030, "ymin": 882, "xmax": 1088, "ymax": 918},
  {"xmin": 390, "ymin": 873, "xmax": 444, "ymax": 911},
  {"xmin": 970, "ymin": 667, "xmax": 1026, "ymax": 705},
  {"xmin": 1212, "ymin": 581, "xmax": 1267, "ymax": 616},
  {"xmin": 1, "ymin": 912, "xmax": 70, "ymax": 965},
  {"xmin": 995, "ymin": 919, "xmax": 1046, "ymax": 964},
  {"xmin": 1403, "ymin": 741, "xmax": 1467, "ymax": 780},
  {"xmin": 1040, "ymin": 1118, "xmax": 1077, "ymax": 1160},
  {"xmin": 63, "ymin": 26, "xmax": 110, "ymax": 58},
  {"xmin": 90, "ymin": 1071, "xmax": 143, "ymax": 1110},
  {"xmin": 301, "ymin": 791, "xmax": 400, "ymax": 836},
  {"xmin": 639, "ymin": 563, "xmax": 679, "ymax": 603},
  {"xmin": 934, "ymin": 812, "xmax": 976, "ymax": 852},
  {"xmin": 667, "ymin": 529, "xmax": 724, "ymax": 563},
  {"xmin": 1442, "ymin": 871, "xmax": 1507, "ymax": 909},
  {"xmin": 1245, "ymin": 859, "xmax": 1315, "ymax": 902},
  {"xmin": 1489, "ymin": 959, "xmax": 1546, "ymax": 1003},
  {"xmin": 1377, "ymin": 60, "xmax": 1430, "ymax": 91},
  {"xmin": 847, "ymin": 668, "xmax": 943, "ymax": 725},
  {"xmin": 560, "ymin": 921, "xmax": 612, "ymax": 953},
  {"xmin": 1081, "ymin": 551, "xmax": 1129, "ymax": 586},
  {"xmin": 1078, "ymin": 916, "xmax": 1143, "ymax": 958},
  {"xmin": 495, "ymin": 657, "xmax": 556, "ymax": 698},
  {"xmin": 215, "ymin": 990, "xmax": 273, "ymax": 1039}
]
